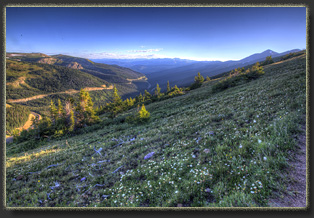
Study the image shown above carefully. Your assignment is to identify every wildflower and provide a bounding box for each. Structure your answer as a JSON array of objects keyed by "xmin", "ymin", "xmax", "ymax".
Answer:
[
  {"xmin": 38, "ymin": 180, "xmax": 40, "ymax": 182},
  {"xmin": 253, "ymin": 120, "xmax": 256, "ymax": 123},
  {"xmin": 258, "ymin": 139, "xmax": 262, "ymax": 143},
  {"xmin": 263, "ymin": 157, "xmax": 267, "ymax": 161},
  {"xmin": 239, "ymin": 144, "xmax": 242, "ymax": 148}
]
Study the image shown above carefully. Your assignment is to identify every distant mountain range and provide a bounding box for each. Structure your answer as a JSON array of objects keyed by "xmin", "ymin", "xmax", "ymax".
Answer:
[
  {"xmin": 91, "ymin": 49, "xmax": 301, "ymax": 91},
  {"xmin": 90, "ymin": 58, "xmax": 198, "ymax": 74},
  {"xmin": 7, "ymin": 49, "xmax": 302, "ymax": 95}
]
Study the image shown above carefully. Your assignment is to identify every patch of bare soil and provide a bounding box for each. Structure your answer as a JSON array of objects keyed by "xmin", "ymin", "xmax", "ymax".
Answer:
[{"xmin": 268, "ymin": 125, "xmax": 307, "ymax": 207}]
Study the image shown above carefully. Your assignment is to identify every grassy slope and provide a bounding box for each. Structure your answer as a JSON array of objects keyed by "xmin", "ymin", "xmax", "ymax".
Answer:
[{"xmin": 6, "ymin": 55, "xmax": 306, "ymax": 207}]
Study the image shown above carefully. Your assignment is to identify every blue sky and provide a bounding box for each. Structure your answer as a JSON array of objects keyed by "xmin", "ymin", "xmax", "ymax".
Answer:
[{"xmin": 6, "ymin": 7, "xmax": 306, "ymax": 61}]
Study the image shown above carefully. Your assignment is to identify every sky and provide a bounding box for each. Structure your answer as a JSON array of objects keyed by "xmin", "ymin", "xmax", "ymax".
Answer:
[{"xmin": 6, "ymin": 7, "xmax": 306, "ymax": 61}]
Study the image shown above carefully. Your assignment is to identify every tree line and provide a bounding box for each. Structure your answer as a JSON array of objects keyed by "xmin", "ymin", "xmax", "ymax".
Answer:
[{"xmin": 13, "ymin": 89, "xmax": 100, "ymax": 142}]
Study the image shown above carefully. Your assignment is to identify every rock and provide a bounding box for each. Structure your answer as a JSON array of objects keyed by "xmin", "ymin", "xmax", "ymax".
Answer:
[
  {"xmin": 196, "ymin": 137, "xmax": 202, "ymax": 143},
  {"xmin": 207, "ymin": 131, "xmax": 214, "ymax": 136},
  {"xmin": 16, "ymin": 175, "xmax": 23, "ymax": 180},
  {"xmin": 203, "ymin": 149, "xmax": 210, "ymax": 154},
  {"xmin": 144, "ymin": 152, "xmax": 155, "ymax": 160},
  {"xmin": 205, "ymin": 188, "xmax": 211, "ymax": 193},
  {"xmin": 37, "ymin": 57, "xmax": 57, "ymax": 65},
  {"xmin": 66, "ymin": 62, "xmax": 83, "ymax": 69}
]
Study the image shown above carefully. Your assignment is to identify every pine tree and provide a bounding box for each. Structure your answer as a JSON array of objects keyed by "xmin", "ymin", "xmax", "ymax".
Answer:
[
  {"xmin": 264, "ymin": 56, "xmax": 274, "ymax": 65},
  {"xmin": 154, "ymin": 83, "xmax": 161, "ymax": 98},
  {"xmin": 68, "ymin": 108, "xmax": 75, "ymax": 132},
  {"xmin": 57, "ymin": 99, "xmax": 64, "ymax": 118},
  {"xmin": 144, "ymin": 90, "xmax": 151, "ymax": 101},
  {"xmin": 138, "ymin": 93, "xmax": 144, "ymax": 102},
  {"xmin": 137, "ymin": 104, "xmax": 150, "ymax": 122},
  {"xmin": 130, "ymin": 97, "xmax": 135, "ymax": 106},
  {"xmin": 195, "ymin": 72, "xmax": 204, "ymax": 84},
  {"xmin": 113, "ymin": 85, "xmax": 122, "ymax": 105},
  {"xmin": 50, "ymin": 100, "xmax": 58, "ymax": 124},
  {"xmin": 206, "ymin": 76, "xmax": 211, "ymax": 81},
  {"xmin": 108, "ymin": 85, "xmax": 123, "ymax": 118},
  {"xmin": 77, "ymin": 89, "xmax": 99, "ymax": 125},
  {"xmin": 167, "ymin": 81, "xmax": 170, "ymax": 93}
]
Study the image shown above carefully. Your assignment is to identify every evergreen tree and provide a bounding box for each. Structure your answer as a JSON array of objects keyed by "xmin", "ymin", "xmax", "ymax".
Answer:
[
  {"xmin": 57, "ymin": 99, "xmax": 64, "ymax": 118},
  {"xmin": 113, "ymin": 85, "xmax": 122, "ymax": 105},
  {"xmin": 108, "ymin": 85, "xmax": 124, "ymax": 118},
  {"xmin": 68, "ymin": 108, "xmax": 75, "ymax": 132},
  {"xmin": 137, "ymin": 104, "xmax": 150, "ymax": 122},
  {"xmin": 144, "ymin": 90, "xmax": 152, "ymax": 101},
  {"xmin": 77, "ymin": 89, "xmax": 99, "ymax": 125},
  {"xmin": 194, "ymin": 72, "xmax": 204, "ymax": 84},
  {"xmin": 263, "ymin": 56, "xmax": 274, "ymax": 65},
  {"xmin": 206, "ymin": 76, "xmax": 211, "ymax": 81},
  {"xmin": 138, "ymin": 93, "xmax": 144, "ymax": 102},
  {"xmin": 129, "ymin": 97, "xmax": 135, "ymax": 107},
  {"xmin": 167, "ymin": 81, "xmax": 171, "ymax": 93},
  {"xmin": 154, "ymin": 83, "xmax": 161, "ymax": 98},
  {"xmin": 190, "ymin": 72, "xmax": 204, "ymax": 90},
  {"xmin": 50, "ymin": 100, "xmax": 58, "ymax": 124}
]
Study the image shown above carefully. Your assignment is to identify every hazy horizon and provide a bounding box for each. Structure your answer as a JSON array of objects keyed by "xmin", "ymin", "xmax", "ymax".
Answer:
[{"xmin": 6, "ymin": 7, "xmax": 306, "ymax": 61}]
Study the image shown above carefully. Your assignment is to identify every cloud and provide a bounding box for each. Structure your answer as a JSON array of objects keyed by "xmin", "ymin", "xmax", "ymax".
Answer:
[
  {"xmin": 127, "ymin": 48, "xmax": 163, "ymax": 53},
  {"xmin": 80, "ymin": 51, "xmax": 168, "ymax": 60}
]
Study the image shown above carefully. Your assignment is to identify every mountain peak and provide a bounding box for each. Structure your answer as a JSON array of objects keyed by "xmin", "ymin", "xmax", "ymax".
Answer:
[{"xmin": 240, "ymin": 49, "xmax": 279, "ymax": 63}]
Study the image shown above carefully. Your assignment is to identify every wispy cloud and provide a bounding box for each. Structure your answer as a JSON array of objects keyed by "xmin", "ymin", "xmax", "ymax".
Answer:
[
  {"xmin": 80, "ymin": 51, "xmax": 168, "ymax": 59},
  {"xmin": 127, "ymin": 48, "xmax": 163, "ymax": 53}
]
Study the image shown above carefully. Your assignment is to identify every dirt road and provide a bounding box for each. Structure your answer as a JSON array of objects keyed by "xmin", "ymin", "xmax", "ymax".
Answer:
[
  {"xmin": 7, "ymin": 85, "xmax": 113, "ymax": 104},
  {"xmin": 6, "ymin": 112, "xmax": 42, "ymax": 144}
]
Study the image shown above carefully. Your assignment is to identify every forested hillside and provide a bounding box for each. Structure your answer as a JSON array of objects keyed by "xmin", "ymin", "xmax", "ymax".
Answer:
[{"xmin": 6, "ymin": 54, "xmax": 149, "ymax": 136}]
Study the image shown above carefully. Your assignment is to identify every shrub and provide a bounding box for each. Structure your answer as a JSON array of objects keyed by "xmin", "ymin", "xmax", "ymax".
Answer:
[
  {"xmin": 126, "ymin": 104, "xmax": 150, "ymax": 124},
  {"xmin": 212, "ymin": 62, "xmax": 265, "ymax": 93}
]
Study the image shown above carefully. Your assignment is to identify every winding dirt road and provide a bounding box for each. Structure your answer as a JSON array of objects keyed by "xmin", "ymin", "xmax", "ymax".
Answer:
[
  {"xmin": 126, "ymin": 76, "xmax": 151, "ymax": 89},
  {"xmin": 6, "ymin": 112, "xmax": 42, "ymax": 144},
  {"xmin": 7, "ymin": 85, "xmax": 114, "ymax": 104}
]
